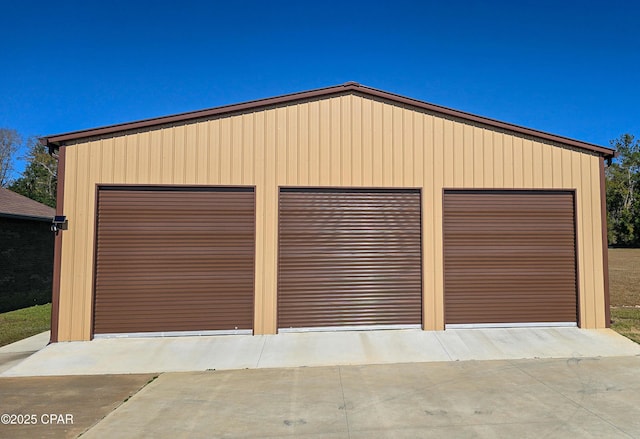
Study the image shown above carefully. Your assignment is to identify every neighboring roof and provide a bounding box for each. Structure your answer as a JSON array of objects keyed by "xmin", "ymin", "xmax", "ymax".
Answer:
[
  {"xmin": 42, "ymin": 82, "xmax": 615, "ymax": 158},
  {"xmin": 0, "ymin": 188, "xmax": 55, "ymax": 221}
]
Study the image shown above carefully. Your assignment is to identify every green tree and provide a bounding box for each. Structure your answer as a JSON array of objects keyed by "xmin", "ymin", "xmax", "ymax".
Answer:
[
  {"xmin": 9, "ymin": 139, "xmax": 58, "ymax": 208},
  {"xmin": 0, "ymin": 128, "xmax": 21, "ymax": 187},
  {"xmin": 606, "ymin": 134, "xmax": 640, "ymax": 247}
]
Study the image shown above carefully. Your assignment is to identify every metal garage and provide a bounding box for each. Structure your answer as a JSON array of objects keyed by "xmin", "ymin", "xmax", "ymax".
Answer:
[
  {"xmin": 93, "ymin": 186, "xmax": 255, "ymax": 336},
  {"xmin": 278, "ymin": 188, "xmax": 422, "ymax": 331},
  {"xmin": 443, "ymin": 190, "xmax": 578, "ymax": 328},
  {"xmin": 43, "ymin": 83, "xmax": 614, "ymax": 342}
]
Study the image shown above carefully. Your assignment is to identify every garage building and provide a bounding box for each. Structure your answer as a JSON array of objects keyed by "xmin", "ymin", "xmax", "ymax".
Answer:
[{"xmin": 43, "ymin": 83, "xmax": 615, "ymax": 342}]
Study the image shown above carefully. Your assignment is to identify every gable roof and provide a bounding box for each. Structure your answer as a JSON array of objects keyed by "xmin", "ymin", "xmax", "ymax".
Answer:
[
  {"xmin": 0, "ymin": 188, "xmax": 55, "ymax": 221},
  {"xmin": 42, "ymin": 82, "xmax": 615, "ymax": 158}
]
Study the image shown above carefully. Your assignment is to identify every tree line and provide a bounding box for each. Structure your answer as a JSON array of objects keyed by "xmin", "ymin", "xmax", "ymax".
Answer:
[
  {"xmin": 1, "ymin": 127, "xmax": 639, "ymax": 247},
  {"xmin": 0, "ymin": 128, "xmax": 57, "ymax": 207},
  {"xmin": 607, "ymin": 134, "xmax": 640, "ymax": 247}
]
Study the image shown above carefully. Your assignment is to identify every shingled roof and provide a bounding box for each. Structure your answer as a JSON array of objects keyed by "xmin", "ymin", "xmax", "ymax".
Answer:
[{"xmin": 0, "ymin": 188, "xmax": 55, "ymax": 221}]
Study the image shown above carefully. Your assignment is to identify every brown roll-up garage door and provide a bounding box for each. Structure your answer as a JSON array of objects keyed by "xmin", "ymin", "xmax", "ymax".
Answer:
[
  {"xmin": 443, "ymin": 190, "xmax": 577, "ymax": 327},
  {"xmin": 93, "ymin": 187, "xmax": 255, "ymax": 336},
  {"xmin": 278, "ymin": 188, "xmax": 422, "ymax": 330}
]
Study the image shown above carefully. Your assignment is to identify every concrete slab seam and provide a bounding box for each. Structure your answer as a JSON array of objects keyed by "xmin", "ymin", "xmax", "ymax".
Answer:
[
  {"xmin": 433, "ymin": 331, "xmax": 454, "ymax": 361},
  {"xmin": 337, "ymin": 366, "xmax": 352, "ymax": 439},
  {"xmin": 255, "ymin": 336, "xmax": 267, "ymax": 368},
  {"xmin": 79, "ymin": 374, "xmax": 162, "ymax": 437}
]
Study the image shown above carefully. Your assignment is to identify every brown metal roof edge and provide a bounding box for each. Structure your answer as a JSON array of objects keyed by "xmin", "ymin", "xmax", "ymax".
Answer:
[
  {"xmin": 0, "ymin": 212, "xmax": 54, "ymax": 222},
  {"xmin": 42, "ymin": 82, "xmax": 615, "ymax": 158}
]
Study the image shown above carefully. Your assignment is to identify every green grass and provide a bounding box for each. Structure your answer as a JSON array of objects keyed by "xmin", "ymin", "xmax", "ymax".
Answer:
[
  {"xmin": 611, "ymin": 307, "xmax": 640, "ymax": 344},
  {"xmin": 609, "ymin": 248, "xmax": 640, "ymax": 344},
  {"xmin": 0, "ymin": 303, "xmax": 51, "ymax": 347}
]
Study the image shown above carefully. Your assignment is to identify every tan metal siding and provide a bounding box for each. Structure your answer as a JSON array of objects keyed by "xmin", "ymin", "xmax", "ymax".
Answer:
[
  {"xmin": 278, "ymin": 189, "xmax": 422, "ymax": 328},
  {"xmin": 93, "ymin": 187, "xmax": 254, "ymax": 334},
  {"xmin": 57, "ymin": 93, "xmax": 608, "ymax": 340},
  {"xmin": 443, "ymin": 191, "xmax": 577, "ymax": 324}
]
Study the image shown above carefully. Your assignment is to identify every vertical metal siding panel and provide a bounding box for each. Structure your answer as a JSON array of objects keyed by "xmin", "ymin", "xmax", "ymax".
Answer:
[
  {"xmin": 196, "ymin": 122, "xmax": 211, "ymax": 184},
  {"xmin": 522, "ymin": 139, "xmax": 534, "ymax": 187},
  {"xmin": 242, "ymin": 114, "xmax": 254, "ymax": 185},
  {"xmin": 532, "ymin": 141, "xmax": 543, "ymax": 187},
  {"xmin": 572, "ymin": 153, "xmax": 587, "ymax": 327},
  {"xmin": 503, "ymin": 135, "xmax": 514, "ymax": 188},
  {"xmin": 562, "ymin": 148, "xmax": 573, "ymax": 188},
  {"xmin": 372, "ymin": 101, "xmax": 384, "ymax": 185},
  {"xmin": 112, "ymin": 136, "xmax": 127, "ymax": 183},
  {"xmin": 580, "ymin": 154, "xmax": 595, "ymax": 328},
  {"xmin": 382, "ymin": 104, "xmax": 393, "ymax": 186},
  {"xmin": 361, "ymin": 99, "xmax": 373, "ymax": 186},
  {"xmin": 483, "ymin": 130, "xmax": 494, "ymax": 187},
  {"xmin": 308, "ymin": 101, "xmax": 320, "ymax": 185},
  {"xmin": 463, "ymin": 125, "xmax": 474, "ymax": 187},
  {"xmin": 541, "ymin": 143, "xmax": 553, "ymax": 188},
  {"xmin": 351, "ymin": 96, "xmax": 363, "ymax": 186},
  {"xmin": 473, "ymin": 128, "xmax": 484, "ymax": 187},
  {"xmin": 125, "ymin": 134, "xmax": 137, "ymax": 184},
  {"xmin": 231, "ymin": 116, "xmax": 243, "ymax": 185},
  {"xmin": 87, "ymin": 141, "xmax": 102, "ymax": 337},
  {"xmin": 444, "ymin": 119, "xmax": 456, "ymax": 186},
  {"xmin": 330, "ymin": 98, "xmax": 341, "ymax": 184},
  {"xmin": 89, "ymin": 140, "xmax": 102, "ymax": 186},
  {"xmin": 493, "ymin": 132, "xmax": 504, "ymax": 187},
  {"xmin": 319, "ymin": 100, "xmax": 331, "ymax": 185},
  {"xmin": 276, "ymin": 107, "xmax": 287, "ymax": 185},
  {"xmin": 58, "ymin": 146, "xmax": 76, "ymax": 340},
  {"xmin": 208, "ymin": 121, "xmax": 220, "ymax": 184},
  {"xmin": 264, "ymin": 109, "xmax": 278, "ymax": 333},
  {"xmin": 413, "ymin": 112, "xmax": 424, "ymax": 188},
  {"xmin": 403, "ymin": 108, "xmax": 414, "ymax": 187},
  {"xmin": 341, "ymin": 97, "xmax": 352, "ymax": 186},
  {"xmin": 160, "ymin": 127, "xmax": 173, "ymax": 184},
  {"xmin": 220, "ymin": 118, "xmax": 231, "ymax": 184},
  {"xmin": 100, "ymin": 138, "xmax": 115, "ymax": 184},
  {"xmin": 432, "ymin": 117, "xmax": 445, "ymax": 329},
  {"xmin": 71, "ymin": 145, "xmax": 90, "ymax": 339},
  {"xmin": 422, "ymin": 114, "xmax": 436, "ymax": 329},
  {"xmin": 298, "ymin": 104, "xmax": 310, "ymax": 186},
  {"xmin": 512, "ymin": 137, "xmax": 524, "ymax": 187},
  {"xmin": 136, "ymin": 132, "xmax": 150, "ymax": 182},
  {"xmin": 552, "ymin": 146, "xmax": 563, "ymax": 188},
  {"xmin": 392, "ymin": 106, "xmax": 403, "ymax": 186},
  {"xmin": 287, "ymin": 106, "xmax": 299, "ymax": 185},
  {"xmin": 590, "ymin": 156, "xmax": 606, "ymax": 327},
  {"xmin": 184, "ymin": 124, "xmax": 197, "ymax": 183},
  {"xmin": 450, "ymin": 122, "xmax": 465, "ymax": 187},
  {"xmin": 253, "ymin": 111, "xmax": 266, "ymax": 333},
  {"xmin": 173, "ymin": 125, "xmax": 185, "ymax": 184}
]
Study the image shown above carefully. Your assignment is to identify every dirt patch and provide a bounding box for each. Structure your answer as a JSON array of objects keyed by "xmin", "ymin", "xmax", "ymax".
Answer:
[{"xmin": 0, "ymin": 374, "xmax": 156, "ymax": 438}]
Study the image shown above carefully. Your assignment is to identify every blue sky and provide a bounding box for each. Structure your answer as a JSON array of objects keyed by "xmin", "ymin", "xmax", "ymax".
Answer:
[{"xmin": 1, "ymin": 1, "xmax": 638, "ymax": 173}]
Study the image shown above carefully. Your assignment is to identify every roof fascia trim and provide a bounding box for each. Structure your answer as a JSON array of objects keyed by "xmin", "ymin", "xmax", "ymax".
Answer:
[{"xmin": 42, "ymin": 82, "xmax": 615, "ymax": 157}]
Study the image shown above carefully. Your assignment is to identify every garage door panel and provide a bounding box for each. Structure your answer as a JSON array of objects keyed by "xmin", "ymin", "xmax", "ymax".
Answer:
[
  {"xmin": 93, "ymin": 187, "xmax": 255, "ymax": 335},
  {"xmin": 443, "ymin": 191, "xmax": 578, "ymax": 326},
  {"xmin": 278, "ymin": 189, "xmax": 422, "ymax": 329}
]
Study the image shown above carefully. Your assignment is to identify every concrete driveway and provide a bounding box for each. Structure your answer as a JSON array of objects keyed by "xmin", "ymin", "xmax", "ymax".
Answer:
[
  {"xmin": 3, "ymin": 327, "xmax": 640, "ymax": 377},
  {"xmin": 3, "ymin": 357, "xmax": 639, "ymax": 438}
]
